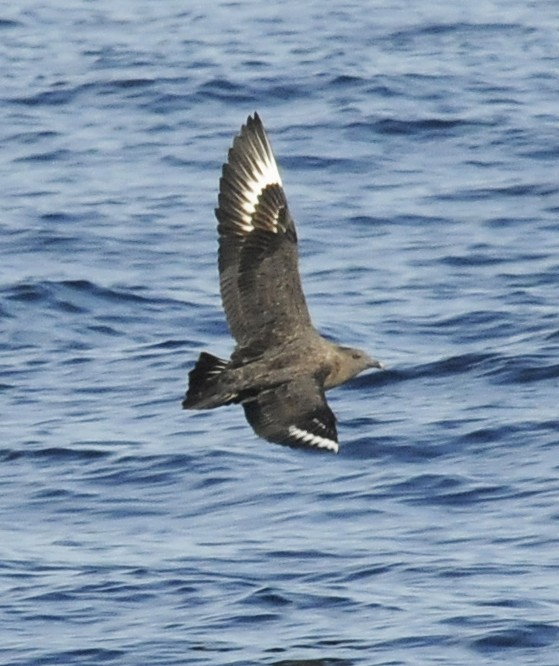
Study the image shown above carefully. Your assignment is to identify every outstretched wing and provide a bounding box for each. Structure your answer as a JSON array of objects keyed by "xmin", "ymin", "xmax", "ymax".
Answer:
[
  {"xmin": 242, "ymin": 377, "xmax": 339, "ymax": 453},
  {"xmin": 215, "ymin": 113, "xmax": 313, "ymax": 351}
]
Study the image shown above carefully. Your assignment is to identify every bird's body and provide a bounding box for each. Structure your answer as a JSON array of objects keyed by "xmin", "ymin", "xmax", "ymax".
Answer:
[{"xmin": 183, "ymin": 113, "xmax": 382, "ymax": 453}]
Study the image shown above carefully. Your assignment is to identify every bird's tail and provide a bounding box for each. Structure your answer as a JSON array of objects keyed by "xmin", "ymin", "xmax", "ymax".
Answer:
[{"xmin": 182, "ymin": 352, "xmax": 235, "ymax": 409}]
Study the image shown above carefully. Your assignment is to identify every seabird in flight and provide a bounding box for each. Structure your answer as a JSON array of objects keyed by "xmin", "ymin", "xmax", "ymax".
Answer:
[{"xmin": 183, "ymin": 113, "xmax": 383, "ymax": 453}]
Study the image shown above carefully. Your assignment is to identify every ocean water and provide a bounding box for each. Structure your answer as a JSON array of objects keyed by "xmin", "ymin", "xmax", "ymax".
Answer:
[{"xmin": 1, "ymin": 1, "xmax": 559, "ymax": 664}]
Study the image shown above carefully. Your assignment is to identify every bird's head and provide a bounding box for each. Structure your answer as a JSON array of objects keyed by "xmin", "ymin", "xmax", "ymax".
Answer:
[{"xmin": 325, "ymin": 345, "xmax": 384, "ymax": 388}]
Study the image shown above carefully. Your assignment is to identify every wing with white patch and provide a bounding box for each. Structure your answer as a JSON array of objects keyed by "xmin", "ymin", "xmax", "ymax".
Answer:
[
  {"xmin": 215, "ymin": 113, "xmax": 313, "ymax": 349},
  {"xmin": 242, "ymin": 377, "xmax": 339, "ymax": 454}
]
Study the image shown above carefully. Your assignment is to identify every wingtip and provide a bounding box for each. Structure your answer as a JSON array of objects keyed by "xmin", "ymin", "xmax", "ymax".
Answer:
[{"xmin": 247, "ymin": 111, "xmax": 263, "ymax": 129}]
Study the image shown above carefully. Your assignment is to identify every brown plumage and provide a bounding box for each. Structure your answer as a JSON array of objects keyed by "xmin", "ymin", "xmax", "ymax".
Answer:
[{"xmin": 183, "ymin": 113, "xmax": 383, "ymax": 453}]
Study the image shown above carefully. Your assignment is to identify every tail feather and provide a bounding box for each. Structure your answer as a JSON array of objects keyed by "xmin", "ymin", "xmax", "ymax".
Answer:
[{"xmin": 182, "ymin": 352, "xmax": 233, "ymax": 409}]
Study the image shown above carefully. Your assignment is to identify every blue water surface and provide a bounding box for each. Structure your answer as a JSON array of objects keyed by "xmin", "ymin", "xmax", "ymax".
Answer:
[{"xmin": 1, "ymin": 1, "xmax": 559, "ymax": 665}]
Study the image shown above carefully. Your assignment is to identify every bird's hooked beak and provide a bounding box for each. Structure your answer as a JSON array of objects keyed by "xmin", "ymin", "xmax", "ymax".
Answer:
[{"xmin": 367, "ymin": 355, "xmax": 385, "ymax": 370}]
